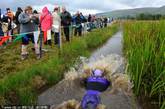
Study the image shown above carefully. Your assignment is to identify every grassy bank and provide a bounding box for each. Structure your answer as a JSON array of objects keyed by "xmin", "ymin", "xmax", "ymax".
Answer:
[
  {"xmin": 123, "ymin": 21, "xmax": 165, "ymax": 109},
  {"xmin": 0, "ymin": 23, "xmax": 119, "ymax": 105}
]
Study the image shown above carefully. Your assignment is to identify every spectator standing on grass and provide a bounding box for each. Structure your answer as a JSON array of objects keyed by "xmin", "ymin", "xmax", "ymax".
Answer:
[
  {"xmin": 61, "ymin": 6, "xmax": 72, "ymax": 42},
  {"xmin": 104, "ymin": 17, "xmax": 108, "ymax": 27},
  {"xmin": 19, "ymin": 6, "xmax": 40, "ymax": 60},
  {"xmin": 6, "ymin": 8, "xmax": 14, "ymax": 21},
  {"xmin": 6, "ymin": 8, "xmax": 14, "ymax": 30},
  {"xmin": 80, "ymin": 12, "xmax": 87, "ymax": 34},
  {"xmin": 15, "ymin": 7, "xmax": 23, "ymax": 34},
  {"xmin": 88, "ymin": 14, "xmax": 92, "ymax": 22},
  {"xmin": 40, "ymin": 6, "xmax": 53, "ymax": 46},
  {"xmin": 91, "ymin": 15, "xmax": 96, "ymax": 29},
  {"xmin": 74, "ymin": 11, "xmax": 83, "ymax": 36},
  {"xmin": 80, "ymin": 12, "xmax": 87, "ymax": 23},
  {"xmin": 5, "ymin": 8, "xmax": 14, "ymax": 40},
  {"xmin": 32, "ymin": 10, "xmax": 40, "ymax": 56},
  {"xmin": 52, "ymin": 6, "xmax": 61, "ymax": 45},
  {"xmin": 0, "ymin": 23, "xmax": 4, "ymax": 36},
  {"xmin": 100, "ymin": 17, "xmax": 104, "ymax": 28},
  {"xmin": 87, "ymin": 14, "xmax": 92, "ymax": 31}
]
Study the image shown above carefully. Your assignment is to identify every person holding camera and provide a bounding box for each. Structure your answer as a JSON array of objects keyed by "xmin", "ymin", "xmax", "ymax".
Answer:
[{"xmin": 18, "ymin": 6, "xmax": 40, "ymax": 60}]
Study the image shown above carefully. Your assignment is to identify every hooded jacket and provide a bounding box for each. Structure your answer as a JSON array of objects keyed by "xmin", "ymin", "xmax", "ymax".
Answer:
[{"xmin": 40, "ymin": 7, "xmax": 53, "ymax": 31}]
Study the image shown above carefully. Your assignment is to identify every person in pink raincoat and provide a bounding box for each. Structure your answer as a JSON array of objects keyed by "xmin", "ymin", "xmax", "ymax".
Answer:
[{"xmin": 40, "ymin": 6, "xmax": 53, "ymax": 45}]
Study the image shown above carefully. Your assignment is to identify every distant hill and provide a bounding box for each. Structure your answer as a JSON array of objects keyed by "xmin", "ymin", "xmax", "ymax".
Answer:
[{"xmin": 97, "ymin": 6, "xmax": 165, "ymax": 18}]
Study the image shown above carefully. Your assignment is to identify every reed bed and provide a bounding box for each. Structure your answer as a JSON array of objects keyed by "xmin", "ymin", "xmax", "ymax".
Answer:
[{"xmin": 123, "ymin": 20, "xmax": 165, "ymax": 108}]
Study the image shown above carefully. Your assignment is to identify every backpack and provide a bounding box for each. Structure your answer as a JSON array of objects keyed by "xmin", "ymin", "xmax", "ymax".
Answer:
[{"xmin": 86, "ymin": 76, "xmax": 110, "ymax": 92}]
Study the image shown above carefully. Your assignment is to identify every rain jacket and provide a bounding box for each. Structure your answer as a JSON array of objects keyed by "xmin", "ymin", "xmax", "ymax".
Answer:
[{"xmin": 40, "ymin": 7, "xmax": 53, "ymax": 31}]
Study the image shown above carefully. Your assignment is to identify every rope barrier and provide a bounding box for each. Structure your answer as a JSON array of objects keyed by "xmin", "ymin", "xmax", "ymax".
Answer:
[
  {"xmin": 0, "ymin": 22, "xmax": 111, "ymax": 48},
  {"xmin": 0, "ymin": 22, "xmax": 96, "ymax": 38},
  {"xmin": 1, "ymin": 26, "xmax": 73, "ymax": 37}
]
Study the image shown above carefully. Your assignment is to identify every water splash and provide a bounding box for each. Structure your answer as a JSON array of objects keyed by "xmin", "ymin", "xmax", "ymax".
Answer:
[
  {"xmin": 58, "ymin": 54, "xmax": 134, "ymax": 109},
  {"xmin": 64, "ymin": 54, "xmax": 127, "ymax": 81}
]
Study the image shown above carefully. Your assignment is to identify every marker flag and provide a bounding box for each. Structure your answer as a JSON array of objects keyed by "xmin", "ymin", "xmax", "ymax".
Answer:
[
  {"xmin": 0, "ymin": 36, "xmax": 11, "ymax": 46},
  {"xmin": 13, "ymin": 34, "xmax": 26, "ymax": 42}
]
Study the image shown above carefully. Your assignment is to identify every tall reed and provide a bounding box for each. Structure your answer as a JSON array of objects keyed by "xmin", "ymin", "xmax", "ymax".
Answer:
[{"xmin": 123, "ymin": 20, "xmax": 165, "ymax": 108}]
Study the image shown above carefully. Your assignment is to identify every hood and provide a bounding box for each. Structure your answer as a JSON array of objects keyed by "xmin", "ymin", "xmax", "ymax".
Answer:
[{"xmin": 42, "ymin": 7, "xmax": 49, "ymax": 15}]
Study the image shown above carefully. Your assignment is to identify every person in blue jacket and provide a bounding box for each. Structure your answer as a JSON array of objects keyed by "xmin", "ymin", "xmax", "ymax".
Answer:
[
  {"xmin": 74, "ymin": 11, "xmax": 83, "ymax": 36},
  {"xmin": 81, "ymin": 69, "xmax": 110, "ymax": 109},
  {"xmin": 80, "ymin": 12, "xmax": 87, "ymax": 23}
]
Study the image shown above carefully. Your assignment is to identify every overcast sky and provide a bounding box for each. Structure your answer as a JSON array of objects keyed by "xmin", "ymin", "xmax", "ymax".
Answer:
[{"xmin": 0, "ymin": 0, "xmax": 165, "ymax": 15}]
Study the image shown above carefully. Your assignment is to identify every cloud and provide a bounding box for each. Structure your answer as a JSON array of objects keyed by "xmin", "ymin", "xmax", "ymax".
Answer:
[{"xmin": 0, "ymin": 0, "xmax": 165, "ymax": 14}]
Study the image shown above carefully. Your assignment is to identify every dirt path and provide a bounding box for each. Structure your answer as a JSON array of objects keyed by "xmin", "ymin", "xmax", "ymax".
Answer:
[{"xmin": 38, "ymin": 31, "xmax": 139, "ymax": 109}]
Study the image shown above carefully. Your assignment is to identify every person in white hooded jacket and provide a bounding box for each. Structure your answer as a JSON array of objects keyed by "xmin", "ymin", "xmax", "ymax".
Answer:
[{"xmin": 52, "ymin": 6, "xmax": 61, "ymax": 45}]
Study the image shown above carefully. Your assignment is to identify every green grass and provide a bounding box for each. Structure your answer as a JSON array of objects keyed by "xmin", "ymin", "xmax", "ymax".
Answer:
[
  {"xmin": 123, "ymin": 20, "xmax": 165, "ymax": 108},
  {"xmin": 0, "ymin": 23, "xmax": 119, "ymax": 105}
]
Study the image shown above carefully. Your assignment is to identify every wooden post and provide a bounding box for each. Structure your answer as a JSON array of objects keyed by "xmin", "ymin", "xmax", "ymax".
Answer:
[{"xmin": 39, "ymin": 29, "xmax": 43, "ymax": 58}]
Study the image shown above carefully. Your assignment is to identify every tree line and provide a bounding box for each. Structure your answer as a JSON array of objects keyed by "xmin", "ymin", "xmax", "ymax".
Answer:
[{"xmin": 119, "ymin": 13, "xmax": 165, "ymax": 20}]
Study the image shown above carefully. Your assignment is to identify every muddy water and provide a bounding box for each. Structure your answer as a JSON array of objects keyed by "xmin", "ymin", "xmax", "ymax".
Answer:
[
  {"xmin": 38, "ymin": 31, "xmax": 139, "ymax": 109},
  {"xmin": 89, "ymin": 31, "xmax": 123, "ymax": 62}
]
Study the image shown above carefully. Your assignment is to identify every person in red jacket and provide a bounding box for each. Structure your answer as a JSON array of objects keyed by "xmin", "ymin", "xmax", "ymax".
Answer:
[{"xmin": 40, "ymin": 7, "xmax": 53, "ymax": 45}]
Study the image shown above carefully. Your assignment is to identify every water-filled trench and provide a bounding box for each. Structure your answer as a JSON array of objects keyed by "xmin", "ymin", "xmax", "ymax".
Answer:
[{"xmin": 38, "ymin": 30, "xmax": 139, "ymax": 109}]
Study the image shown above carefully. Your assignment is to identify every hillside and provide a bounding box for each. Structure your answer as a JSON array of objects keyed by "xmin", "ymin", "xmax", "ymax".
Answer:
[{"xmin": 97, "ymin": 6, "xmax": 165, "ymax": 18}]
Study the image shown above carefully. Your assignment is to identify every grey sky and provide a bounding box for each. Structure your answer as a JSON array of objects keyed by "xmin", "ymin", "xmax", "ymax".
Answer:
[{"xmin": 0, "ymin": 0, "xmax": 165, "ymax": 15}]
